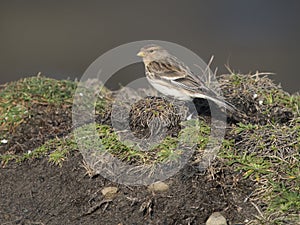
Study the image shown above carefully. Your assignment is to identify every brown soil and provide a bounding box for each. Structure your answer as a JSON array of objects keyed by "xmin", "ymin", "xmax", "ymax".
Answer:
[
  {"xmin": 0, "ymin": 152, "xmax": 256, "ymax": 225},
  {"xmin": 0, "ymin": 94, "xmax": 258, "ymax": 225}
]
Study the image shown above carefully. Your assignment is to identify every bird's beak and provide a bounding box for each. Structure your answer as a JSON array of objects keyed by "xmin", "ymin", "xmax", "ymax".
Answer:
[{"xmin": 137, "ymin": 51, "xmax": 145, "ymax": 57}]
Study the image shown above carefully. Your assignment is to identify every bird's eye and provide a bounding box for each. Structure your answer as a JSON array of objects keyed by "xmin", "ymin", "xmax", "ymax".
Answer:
[{"xmin": 149, "ymin": 49, "xmax": 154, "ymax": 53}]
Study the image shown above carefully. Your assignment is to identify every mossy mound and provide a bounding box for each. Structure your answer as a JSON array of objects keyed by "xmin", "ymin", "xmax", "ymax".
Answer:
[
  {"xmin": 219, "ymin": 73, "xmax": 298, "ymax": 124},
  {"xmin": 0, "ymin": 73, "xmax": 299, "ymax": 224}
]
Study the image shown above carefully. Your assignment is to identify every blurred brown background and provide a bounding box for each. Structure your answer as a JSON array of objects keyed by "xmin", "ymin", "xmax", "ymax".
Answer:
[{"xmin": 0, "ymin": 0, "xmax": 299, "ymax": 93}]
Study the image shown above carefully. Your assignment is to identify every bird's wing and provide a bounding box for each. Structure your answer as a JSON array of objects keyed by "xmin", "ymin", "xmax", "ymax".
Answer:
[
  {"xmin": 147, "ymin": 57, "xmax": 237, "ymax": 112},
  {"xmin": 147, "ymin": 57, "xmax": 219, "ymax": 97},
  {"xmin": 170, "ymin": 73, "xmax": 238, "ymax": 112},
  {"xmin": 146, "ymin": 58, "xmax": 188, "ymax": 80}
]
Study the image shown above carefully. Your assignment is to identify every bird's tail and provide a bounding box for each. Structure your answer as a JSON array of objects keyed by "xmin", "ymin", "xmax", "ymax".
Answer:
[
  {"xmin": 193, "ymin": 93, "xmax": 237, "ymax": 113},
  {"xmin": 208, "ymin": 96, "xmax": 237, "ymax": 113},
  {"xmin": 192, "ymin": 93, "xmax": 249, "ymax": 123}
]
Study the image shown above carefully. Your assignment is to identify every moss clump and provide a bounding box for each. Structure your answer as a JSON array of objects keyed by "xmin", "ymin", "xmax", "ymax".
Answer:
[
  {"xmin": 129, "ymin": 96, "xmax": 181, "ymax": 138},
  {"xmin": 217, "ymin": 73, "xmax": 299, "ymax": 224},
  {"xmin": 219, "ymin": 73, "xmax": 298, "ymax": 124}
]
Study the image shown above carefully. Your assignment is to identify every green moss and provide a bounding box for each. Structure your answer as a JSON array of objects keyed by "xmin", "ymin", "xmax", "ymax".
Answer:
[
  {"xmin": 0, "ymin": 76, "xmax": 76, "ymax": 138},
  {"xmin": 72, "ymin": 119, "xmax": 211, "ymax": 164},
  {"xmin": 219, "ymin": 119, "xmax": 300, "ymax": 223}
]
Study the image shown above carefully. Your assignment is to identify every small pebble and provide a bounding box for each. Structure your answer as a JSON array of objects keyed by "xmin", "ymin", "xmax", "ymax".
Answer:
[
  {"xmin": 206, "ymin": 212, "xmax": 227, "ymax": 225},
  {"xmin": 101, "ymin": 186, "xmax": 118, "ymax": 199},
  {"xmin": 148, "ymin": 181, "xmax": 169, "ymax": 192},
  {"xmin": 0, "ymin": 139, "xmax": 8, "ymax": 144}
]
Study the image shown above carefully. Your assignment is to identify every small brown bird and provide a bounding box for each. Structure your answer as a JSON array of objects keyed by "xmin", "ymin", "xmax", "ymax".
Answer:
[{"xmin": 137, "ymin": 44, "xmax": 237, "ymax": 113}]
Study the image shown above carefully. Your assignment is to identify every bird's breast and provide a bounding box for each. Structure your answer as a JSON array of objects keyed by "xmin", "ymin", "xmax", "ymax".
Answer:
[{"xmin": 146, "ymin": 76, "xmax": 191, "ymax": 101}]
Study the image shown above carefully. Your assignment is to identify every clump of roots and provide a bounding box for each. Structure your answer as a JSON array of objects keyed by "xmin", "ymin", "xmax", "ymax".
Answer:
[{"xmin": 129, "ymin": 96, "xmax": 182, "ymax": 138}]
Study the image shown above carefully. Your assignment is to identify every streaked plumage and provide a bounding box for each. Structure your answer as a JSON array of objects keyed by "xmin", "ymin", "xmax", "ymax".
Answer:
[{"xmin": 137, "ymin": 44, "xmax": 237, "ymax": 113}]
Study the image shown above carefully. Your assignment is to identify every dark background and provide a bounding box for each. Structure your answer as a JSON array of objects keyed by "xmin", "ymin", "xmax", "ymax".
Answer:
[{"xmin": 0, "ymin": 0, "xmax": 299, "ymax": 93}]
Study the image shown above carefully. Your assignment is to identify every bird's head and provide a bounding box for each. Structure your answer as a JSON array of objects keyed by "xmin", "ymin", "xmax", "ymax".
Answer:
[{"xmin": 137, "ymin": 44, "xmax": 169, "ymax": 63}]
